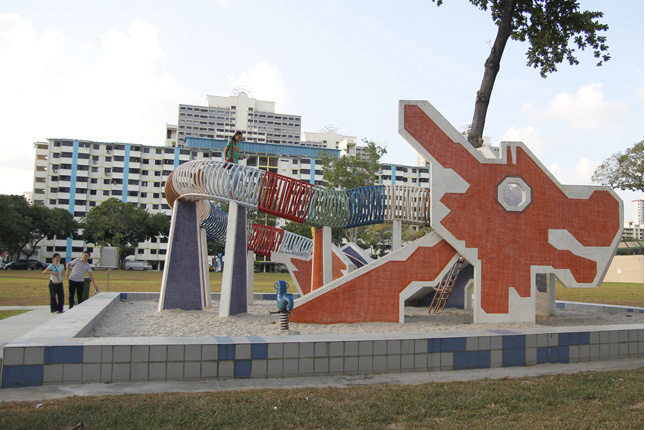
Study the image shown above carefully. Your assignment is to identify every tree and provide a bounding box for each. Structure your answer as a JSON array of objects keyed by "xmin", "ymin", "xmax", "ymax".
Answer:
[
  {"xmin": 0, "ymin": 195, "xmax": 79, "ymax": 260},
  {"xmin": 319, "ymin": 139, "xmax": 387, "ymax": 190},
  {"xmin": 592, "ymin": 141, "xmax": 644, "ymax": 192},
  {"xmin": 81, "ymin": 198, "xmax": 169, "ymax": 264},
  {"xmin": 432, "ymin": 0, "xmax": 610, "ymax": 148}
]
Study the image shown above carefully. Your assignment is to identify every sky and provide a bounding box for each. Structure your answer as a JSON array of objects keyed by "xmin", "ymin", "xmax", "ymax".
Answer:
[{"xmin": 1, "ymin": 0, "xmax": 643, "ymax": 219}]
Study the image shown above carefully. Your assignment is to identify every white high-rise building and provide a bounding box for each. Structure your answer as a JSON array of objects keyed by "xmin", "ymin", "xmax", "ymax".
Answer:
[
  {"xmin": 633, "ymin": 199, "xmax": 644, "ymax": 226},
  {"xmin": 177, "ymin": 89, "xmax": 301, "ymax": 146}
]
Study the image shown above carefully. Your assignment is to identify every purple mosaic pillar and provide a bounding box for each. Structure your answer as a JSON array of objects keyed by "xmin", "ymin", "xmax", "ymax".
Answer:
[
  {"xmin": 158, "ymin": 200, "xmax": 208, "ymax": 311},
  {"xmin": 220, "ymin": 202, "xmax": 248, "ymax": 317}
]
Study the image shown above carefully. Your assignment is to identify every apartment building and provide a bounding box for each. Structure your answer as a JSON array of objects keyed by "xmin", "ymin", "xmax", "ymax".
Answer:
[{"xmin": 176, "ymin": 90, "xmax": 301, "ymax": 146}]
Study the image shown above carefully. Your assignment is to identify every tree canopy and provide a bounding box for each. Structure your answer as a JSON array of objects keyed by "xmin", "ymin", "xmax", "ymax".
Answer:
[
  {"xmin": 319, "ymin": 139, "xmax": 387, "ymax": 190},
  {"xmin": 0, "ymin": 195, "xmax": 79, "ymax": 260},
  {"xmin": 592, "ymin": 141, "xmax": 644, "ymax": 192},
  {"xmin": 81, "ymin": 198, "xmax": 169, "ymax": 263},
  {"xmin": 432, "ymin": 0, "xmax": 610, "ymax": 148}
]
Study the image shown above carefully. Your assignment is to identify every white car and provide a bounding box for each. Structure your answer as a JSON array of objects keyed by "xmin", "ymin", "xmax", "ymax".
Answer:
[{"xmin": 124, "ymin": 260, "xmax": 152, "ymax": 271}]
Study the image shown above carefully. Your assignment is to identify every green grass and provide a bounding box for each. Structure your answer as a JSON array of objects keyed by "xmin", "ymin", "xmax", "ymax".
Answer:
[
  {"xmin": 0, "ymin": 368, "xmax": 642, "ymax": 429},
  {"xmin": 0, "ymin": 270, "xmax": 641, "ymax": 307},
  {"xmin": 0, "ymin": 271, "xmax": 294, "ymax": 306},
  {"xmin": 555, "ymin": 281, "xmax": 644, "ymax": 307},
  {"xmin": 0, "ymin": 310, "xmax": 28, "ymax": 320}
]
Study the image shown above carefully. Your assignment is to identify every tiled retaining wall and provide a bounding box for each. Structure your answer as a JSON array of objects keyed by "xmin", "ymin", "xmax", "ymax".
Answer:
[{"xmin": 1, "ymin": 293, "xmax": 643, "ymax": 388}]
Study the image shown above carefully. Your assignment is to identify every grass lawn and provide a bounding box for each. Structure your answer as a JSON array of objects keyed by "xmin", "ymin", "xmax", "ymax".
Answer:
[
  {"xmin": 555, "ymin": 281, "xmax": 644, "ymax": 307},
  {"xmin": 0, "ymin": 270, "xmax": 641, "ymax": 307},
  {"xmin": 0, "ymin": 271, "xmax": 294, "ymax": 306},
  {"xmin": 0, "ymin": 368, "xmax": 642, "ymax": 429},
  {"xmin": 0, "ymin": 310, "xmax": 28, "ymax": 320}
]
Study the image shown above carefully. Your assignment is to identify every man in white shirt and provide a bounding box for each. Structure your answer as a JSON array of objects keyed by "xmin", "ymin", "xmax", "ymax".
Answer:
[{"xmin": 66, "ymin": 251, "xmax": 99, "ymax": 309}]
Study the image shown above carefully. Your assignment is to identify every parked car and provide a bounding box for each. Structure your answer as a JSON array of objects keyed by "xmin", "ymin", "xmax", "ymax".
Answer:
[
  {"xmin": 124, "ymin": 260, "xmax": 152, "ymax": 271},
  {"xmin": 90, "ymin": 262, "xmax": 111, "ymax": 271},
  {"xmin": 4, "ymin": 259, "xmax": 47, "ymax": 270}
]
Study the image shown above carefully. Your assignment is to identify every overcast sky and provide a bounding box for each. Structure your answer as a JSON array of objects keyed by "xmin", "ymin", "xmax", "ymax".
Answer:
[{"xmin": 1, "ymin": 0, "xmax": 642, "ymax": 219}]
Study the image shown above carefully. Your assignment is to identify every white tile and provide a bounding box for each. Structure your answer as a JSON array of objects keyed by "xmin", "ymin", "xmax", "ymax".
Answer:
[
  {"xmin": 167, "ymin": 345, "xmax": 184, "ymax": 362},
  {"xmin": 100, "ymin": 364, "xmax": 112, "ymax": 383},
  {"xmin": 150, "ymin": 345, "xmax": 167, "ymax": 362},
  {"xmin": 184, "ymin": 362, "xmax": 200, "ymax": 379},
  {"xmin": 218, "ymin": 361, "xmax": 234, "ymax": 378},
  {"xmin": 83, "ymin": 346, "xmax": 101, "ymax": 363},
  {"xmin": 201, "ymin": 345, "xmax": 218, "ymax": 361},
  {"xmin": 299, "ymin": 358, "xmax": 314, "ymax": 375},
  {"xmin": 24, "ymin": 347, "xmax": 43, "ymax": 365},
  {"xmin": 345, "ymin": 342, "xmax": 359, "ymax": 356},
  {"xmin": 131, "ymin": 363, "xmax": 149, "ymax": 381},
  {"xmin": 82, "ymin": 364, "xmax": 101, "ymax": 382},
  {"xmin": 267, "ymin": 360, "xmax": 283, "ymax": 377},
  {"xmin": 202, "ymin": 362, "xmax": 218, "ymax": 378},
  {"xmin": 300, "ymin": 343, "xmax": 314, "ymax": 358},
  {"xmin": 329, "ymin": 357, "xmax": 344, "ymax": 374},
  {"xmin": 329, "ymin": 342, "xmax": 344, "ymax": 357},
  {"xmin": 414, "ymin": 340, "xmax": 427, "ymax": 354},
  {"xmin": 251, "ymin": 360, "xmax": 267, "ymax": 377},
  {"xmin": 345, "ymin": 356, "xmax": 359, "ymax": 372},
  {"xmin": 185, "ymin": 345, "xmax": 201, "ymax": 362},
  {"xmin": 268, "ymin": 344, "xmax": 283, "ymax": 359},
  {"xmin": 113, "ymin": 346, "xmax": 131, "ymax": 363},
  {"xmin": 400, "ymin": 354, "xmax": 414, "ymax": 371},
  {"xmin": 3, "ymin": 348, "xmax": 24, "ymax": 365},
  {"xmin": 387, "ymin": 340, "xmax": 401, "ymax": 354},
  {"xmin": 149, "ymin": 363, "xmax": 166, "ymax": 380},
  {"xmin": 314, "ymin": 343, "xmax": 329, "ymax": 357},
  {"xmin": 132, "ymin": 346, "xmax": 149, "ymax": 363},
  {"xmin": 235, "ymin": 344, "xmax": 251, "ymax": 360},
  {"xmin": 284, "ymin": 358, "xmax": 299, "ymax": 376},
  {"xmin": 167, "ymin": 362, "xmax": 183, "ymax": 379},
  {"xmin": 358, "ymin": 356, "xmax": 372, "ymax": 372},
  {"xmin": 314, "ymin": 358, "xmax": 329, "ymax": 374},
  {"xmin": 63, "ymin": 363, "xmax": 82, "ymax": 383},
  {"xmin": 112, "ymin": 363, "xmax": 130, "ymax": 381},
  {"xmin": 43, "ymin": 364, "xmax": 63, "ymax": 384},
  {"xmin": 414, "ymin": 354, "xmax": 428, "ymax": 370},
  {"xmin": 401, "ymin": 340, "xmax": 414, "ymax": 355}
]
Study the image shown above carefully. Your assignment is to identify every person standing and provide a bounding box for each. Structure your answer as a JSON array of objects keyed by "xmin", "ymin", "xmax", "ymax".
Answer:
[
  {"xmin": 66, "ymin": 251, "xmax": 99, "ymax": 309},
  {"xmin": 224, "ymin": 131, "xmax": 244, "ymax": 164},
  {"xmin": 43, "ymin": 253, "xmax": 65, "ymax": 313}
]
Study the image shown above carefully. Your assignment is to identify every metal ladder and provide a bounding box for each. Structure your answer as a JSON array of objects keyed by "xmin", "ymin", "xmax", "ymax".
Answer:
[{"xmin": 428, "ymin": 256, "xmax": 466, "ymax": 313}]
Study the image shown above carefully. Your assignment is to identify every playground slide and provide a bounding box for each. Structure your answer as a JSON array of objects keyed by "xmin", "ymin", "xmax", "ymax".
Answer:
[{"xmin": 289, "ymin": 231, "xmax": 459, "ymax": 324}]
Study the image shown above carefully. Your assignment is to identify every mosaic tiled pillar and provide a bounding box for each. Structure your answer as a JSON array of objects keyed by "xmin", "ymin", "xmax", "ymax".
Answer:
[
  {"xmin": 220, "ymin": 202, "xmax": 248, "ymax": 317},
  {"xmin": 158, "ymin": 200, "xmax": 209, "ymax": 311}
]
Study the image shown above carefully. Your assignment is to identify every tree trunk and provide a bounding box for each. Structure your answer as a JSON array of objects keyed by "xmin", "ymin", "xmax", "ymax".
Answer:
[{"xmin": 468, "ymin": 0, "xmax": 518, "ymax": 148}]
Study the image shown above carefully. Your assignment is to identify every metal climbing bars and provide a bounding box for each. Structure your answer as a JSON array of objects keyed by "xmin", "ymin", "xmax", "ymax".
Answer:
[{"xmin": 164, "ymin": 161, "xmax": 432, "ymax": 254}]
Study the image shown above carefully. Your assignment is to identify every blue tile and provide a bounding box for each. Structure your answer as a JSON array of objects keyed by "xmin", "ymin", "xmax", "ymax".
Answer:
[
  {"xmin": 502, "ymin": 349, "xmax": 515, "ymax": 367},
  {"xmin": 453, "ymin": 337, "xmax": 467, "ymax": 352},
  {"xmin": 22, "ymin": 365, "xmax": 43, "ymax": 387},
  {"xmin": 234, "ymin": 360, "xmax": 251, "ymax": 379},
  {"xmin": 44, "ymin": 346, "xmax": 64, "ymax": 364},
  {"xmin": 251, "ymin": 344, "xmax": 268, "ymax": 360},
  {"xmin": 1, "ymin": 366, "xmax": 23, "ymax": 387},
  {"xmin": 514, "ymin": 335, "xmax": 526, "ymax": 348},
  {"xmin": 558, "ymin": 333, "xmax": 570, "ymax": 346},
  {"xmin": 441, "ymin": 338, "xmax": 454, "ymax": 352},
  {"xmin": 514, "ymin": 349, "xmax": 526, "ymax": 365},
  {"xmin": 64, "ymin": 346, "xmax": 83, "ymax": 364},
  {"xmin": 218, "ymin": 344, "xmax": 235, "ymax": 361},
  {"xmin": 579, "ymin": 332, "xmax": 590, "ymax": 345},
  {"xmin": 215, "ymin": 336, "xmax": 234, "ymax": 344},
  {"xmin": 466, "ymin": 351, "xmax": 478, "ymax": 369},
  {"xmin": 569, "ymin": 333, "xmax": 580, "ymax": 346},
  {"xmin": 453, "ymin": 352, "xmax": 466, "ymax": 370},
  {"xmin": 502, "ymin": 336, "xmax": 515, "ymax": 349},
  {"xmin": 558, "ymin": 346, "xmax": 569, "ymax": 363},
  {"xmin": 556, "ymin": 302, "xmax": 565, "ymax": 309},
  {"xmin": 247, "ymin": 336, "xmax": 265, "ymax": 343},
  {"xmin": 639, "ymin": 310, "xmax": 643, "ymax": 314},
  {"xmin": 547, "ymin": 346, "xmax": 559, "ymax": 363},
  {"xmin": 428, "ymin": 339, "xmax": 441, "ymax": 353},
  {"xmin": 627, "ymin": 308, "xmax": 633, "ymax": 313},
  {"xmin": 478, "ymin": 350, "xmax": 491, "ymax": 368},
  {"xmin": 537, "ymin": 347, "xmax": 548, "ymax": 364},
  {"xmin": 120, "ymin": 293, "xmax": 127, "ymax": 300}
]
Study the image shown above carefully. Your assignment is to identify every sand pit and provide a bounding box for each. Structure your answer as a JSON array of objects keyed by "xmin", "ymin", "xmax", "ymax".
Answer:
[{"xmin": 86, "ymin": 300, "xmax": 643, "ymax": 338}]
